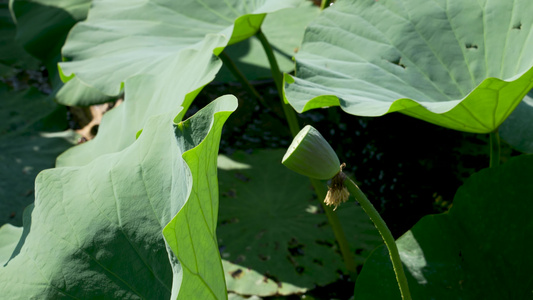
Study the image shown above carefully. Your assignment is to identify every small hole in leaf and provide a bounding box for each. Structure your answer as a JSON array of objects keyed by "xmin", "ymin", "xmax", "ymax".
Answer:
[
  {"xmin": 465, "ymin": 43, "xmax": 478, "ymax": 49},
  {"xmin": 513, "ymin": 22, "xmax": 522, "ymax": 30},
  {"xmin": 230, "ymin": 269, "xmax": 244, "ymax": 279},
  {"xmin": 313, "ymin": 259, "xmax": 324, "ymax": 266},
  {"xmin": 258, "ymin": 254, "xmax": 270, "ymax": 261},
  {"xmin": 222, "ymin": 189, "xmax": 236, "ymax": 198},
  {"xmin": 316, "ymin": 221, "xmax": 328, "ymax": 228},
  {"xmin": 296, "ymin": 266, "xmax": 305, "ymax": 274},
  {"xmin": 234, "ymin": 172, "xmax": 249, "ymax": 182},
  {"xmin": 355, "ymin": 248, "xmax": 364, "ymax": 255},
  {"xmin": 315, "ymin": 240, "xmax": 334, "ymax": 247},
  {"xmin": 389, "ymin": 57, "xmax": 406, "ymax": 69},
  {"xmin": 220, "ymin": 217, "xmax": 239, "ymax": 225},
  {"xmin": 288, "ymin": 238, "xmax": 305, "ymax": 256},
  {"xmin": 263, "ymin": 272, "xmax": 280, "ymax": 285}
]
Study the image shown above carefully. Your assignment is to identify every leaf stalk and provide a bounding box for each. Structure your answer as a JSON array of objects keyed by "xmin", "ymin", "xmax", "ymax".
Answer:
[
  {"xmin": 218, "ymin": 51, "xmax": 270, "ymax": 110},
  {"xmin": 320, "ymin": 0, "xmax": 333, "ymax": 10},
  {"xmin": 256, "ymin": 29, "xmax": 300, "ymax": 137},
  {"xmin": 257, "ymin": 28, "xmax": 358, "ymax": 280},
  {"xmin": 489, "ymin": 130, "xmax": 500, "ymax": 168}
]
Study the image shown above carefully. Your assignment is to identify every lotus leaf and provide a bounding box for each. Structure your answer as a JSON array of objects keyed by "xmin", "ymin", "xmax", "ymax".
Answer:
[
  {"xmin": 354, "ymin": 154, "xmax": 533, "ymax": 299},
  {"xmin": 217, "ymin": 150, "xmax": 382, "ymax": 296},
  {"xmin": 216, "ymin": 1, "xmax": 319, "ymax": 82},
  {"xmin": 284, "ymin": 0, "xmax": 533, "ymax": 133},
  {"xmin": 0, "ymin": 94, "xmax": 237, "ymax": 299},
  {"xmin": 58, "ymin": 0, "xmax": 303, "ymax": 101}
]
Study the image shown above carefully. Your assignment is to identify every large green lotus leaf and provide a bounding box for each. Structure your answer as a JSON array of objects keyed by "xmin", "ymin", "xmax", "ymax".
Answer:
[
  {"xmin": 499, "ymin": 91, "xmax": 533, "ymax": 153},
  {"xmin": 353, "ymin": 154, "xmax": 533, "ymax": 299},
  {"xmin": 58, "ymin": 0, "xmax": 302, "ymax": 103},
  {"xmin": 0, "ymin": 84, "xmax": 74, "ymax": 226},
  {"xmin": 216, "ymin": 150, "xmax": 382, "ymax": 296},
  {"xmin": 0, "ymin": 93, "xmax": 237, "ymax": 298},
  {"xmin": 284, "ymin": 0, "xmax": 533, "ymax": 133},
  {"xmin": 0, "ymin": 1, "xmax": 38, "ymax": 70},
  {"xmin": 216, "ymin": 1, "xmax": 320, "ymax": 82},
  {"xmin": 162, "ymin": 98, "xmax": 238, "ymax": 299},
  {"xmin": 56, "ymin": 0, "xmax": 303, "ymax": 166},
  {"xmin": 56, "ymin": 35, "xmax": 226, "ymax": 168}
]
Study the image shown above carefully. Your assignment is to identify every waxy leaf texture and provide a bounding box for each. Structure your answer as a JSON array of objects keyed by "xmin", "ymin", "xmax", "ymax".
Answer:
[
  {"xmin": 0, "ymin": 96, "xmax": 237, "ymax": 299},
  {"xmin": 285, "ymin": 0, "xmax": 533, "ymax": 133}
]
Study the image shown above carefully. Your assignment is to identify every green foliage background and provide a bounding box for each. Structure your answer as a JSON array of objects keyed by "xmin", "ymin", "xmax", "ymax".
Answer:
[{"xmin": 1, "ymin": 0, "xmax": 532, "ymax": 299}]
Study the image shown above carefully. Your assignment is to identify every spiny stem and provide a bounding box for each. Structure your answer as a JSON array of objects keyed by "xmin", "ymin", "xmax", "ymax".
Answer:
[
  {"xmin": 256, "ymin": 28, "xmax": 357, "ymax": 280},
  {"xmin": 344, "ymin": 177, "xmax": 412, "ymax": 300},
  {"xmin": 218, "ymin": 51, "xmax": 269, "ymax": 109},
  {"xmin": 255, "ymin": 29, "xmax": 300, "ymax": 137},
  {"xmin": 490, "ymin": 130, "xmax": 500, "ymax": 168}
]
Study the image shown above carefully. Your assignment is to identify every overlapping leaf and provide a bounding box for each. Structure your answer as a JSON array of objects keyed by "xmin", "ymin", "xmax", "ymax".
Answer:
[
  {"xmin": 0, "ymin": 93, "xmax": 237, "ymax": 298},
  {"xmin": 353, "ymin": 154, "xmax": 533, "ymax": 299},
  {"xmin": 58, "ymin": 0, "xmax": 303, "ymax": 102},
  {"xmin": 217, "ymin": 150, "xmax": 382, "ymax": 296},
  {"xmin": 56, "ymin": 0, "xmax": 305, "ymax": 168},
  {"xmin": 56, "ymin": 36, "xmax": 227, "ymax": 167},
  {"xmin": 284, "ymin": 0, "xmax": 533, "ymax": 133},
  {"xmin": 163, "ymin": 98, "xmax": 237, "ymax": 299}
]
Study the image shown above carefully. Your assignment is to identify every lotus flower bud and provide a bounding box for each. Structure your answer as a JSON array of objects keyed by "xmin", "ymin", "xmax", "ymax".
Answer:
[{"xmin": 282, "ymin": 125, "xmax": 340, "ymax": 180}]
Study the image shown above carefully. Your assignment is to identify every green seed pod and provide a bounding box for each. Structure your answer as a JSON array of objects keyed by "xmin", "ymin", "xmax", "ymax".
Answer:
[{"xmin": 282, "ymin": 125, "xmax": 340, "ymax": 180}]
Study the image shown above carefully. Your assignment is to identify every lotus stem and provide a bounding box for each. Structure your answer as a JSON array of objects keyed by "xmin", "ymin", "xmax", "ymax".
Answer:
[
  {"xmin": 320, "ymin": 0, "xmax": 333, "ymax": 10},
  {"xmin": 257, "ymin": 29, "xmax": 357, "ymax": 280},
  {"xmin": 255, "ymin": 29, "xmax": 300, "ymax": 137},
  {"xmin": 342, "ymin": 176, "xmax": 412, "ymax": 300},
  {"xmin": 490, "ymin": 130, "xmax": 500, "ymax": 168},
  {"xmin": 218, "ymin": 51, "xmax": 270, "ymax": 110}
]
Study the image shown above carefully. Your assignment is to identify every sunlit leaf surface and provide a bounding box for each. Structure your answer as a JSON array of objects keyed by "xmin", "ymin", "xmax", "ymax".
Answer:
[
  {"xmin": 285, "ymin": 0, "xmax": 533, "ymax": 133},
  {"xmin": 58, "ymin": 0, "xmax": 302, "ymax": 100},
  {"xmin": 0, "ymin": 95, "xmax": 237, "ymax": 299}
]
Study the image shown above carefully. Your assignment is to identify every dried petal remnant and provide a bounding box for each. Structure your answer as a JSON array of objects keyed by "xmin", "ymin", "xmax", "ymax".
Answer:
[{"xmin": 324, "ymin": 163, "xmax": 350, "ymax": 210}]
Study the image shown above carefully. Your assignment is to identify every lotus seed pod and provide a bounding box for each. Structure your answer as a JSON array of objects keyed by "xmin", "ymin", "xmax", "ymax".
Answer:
[{"xmin": 282, "ymin": 125, "xmax": 340, "ymax": 180}]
